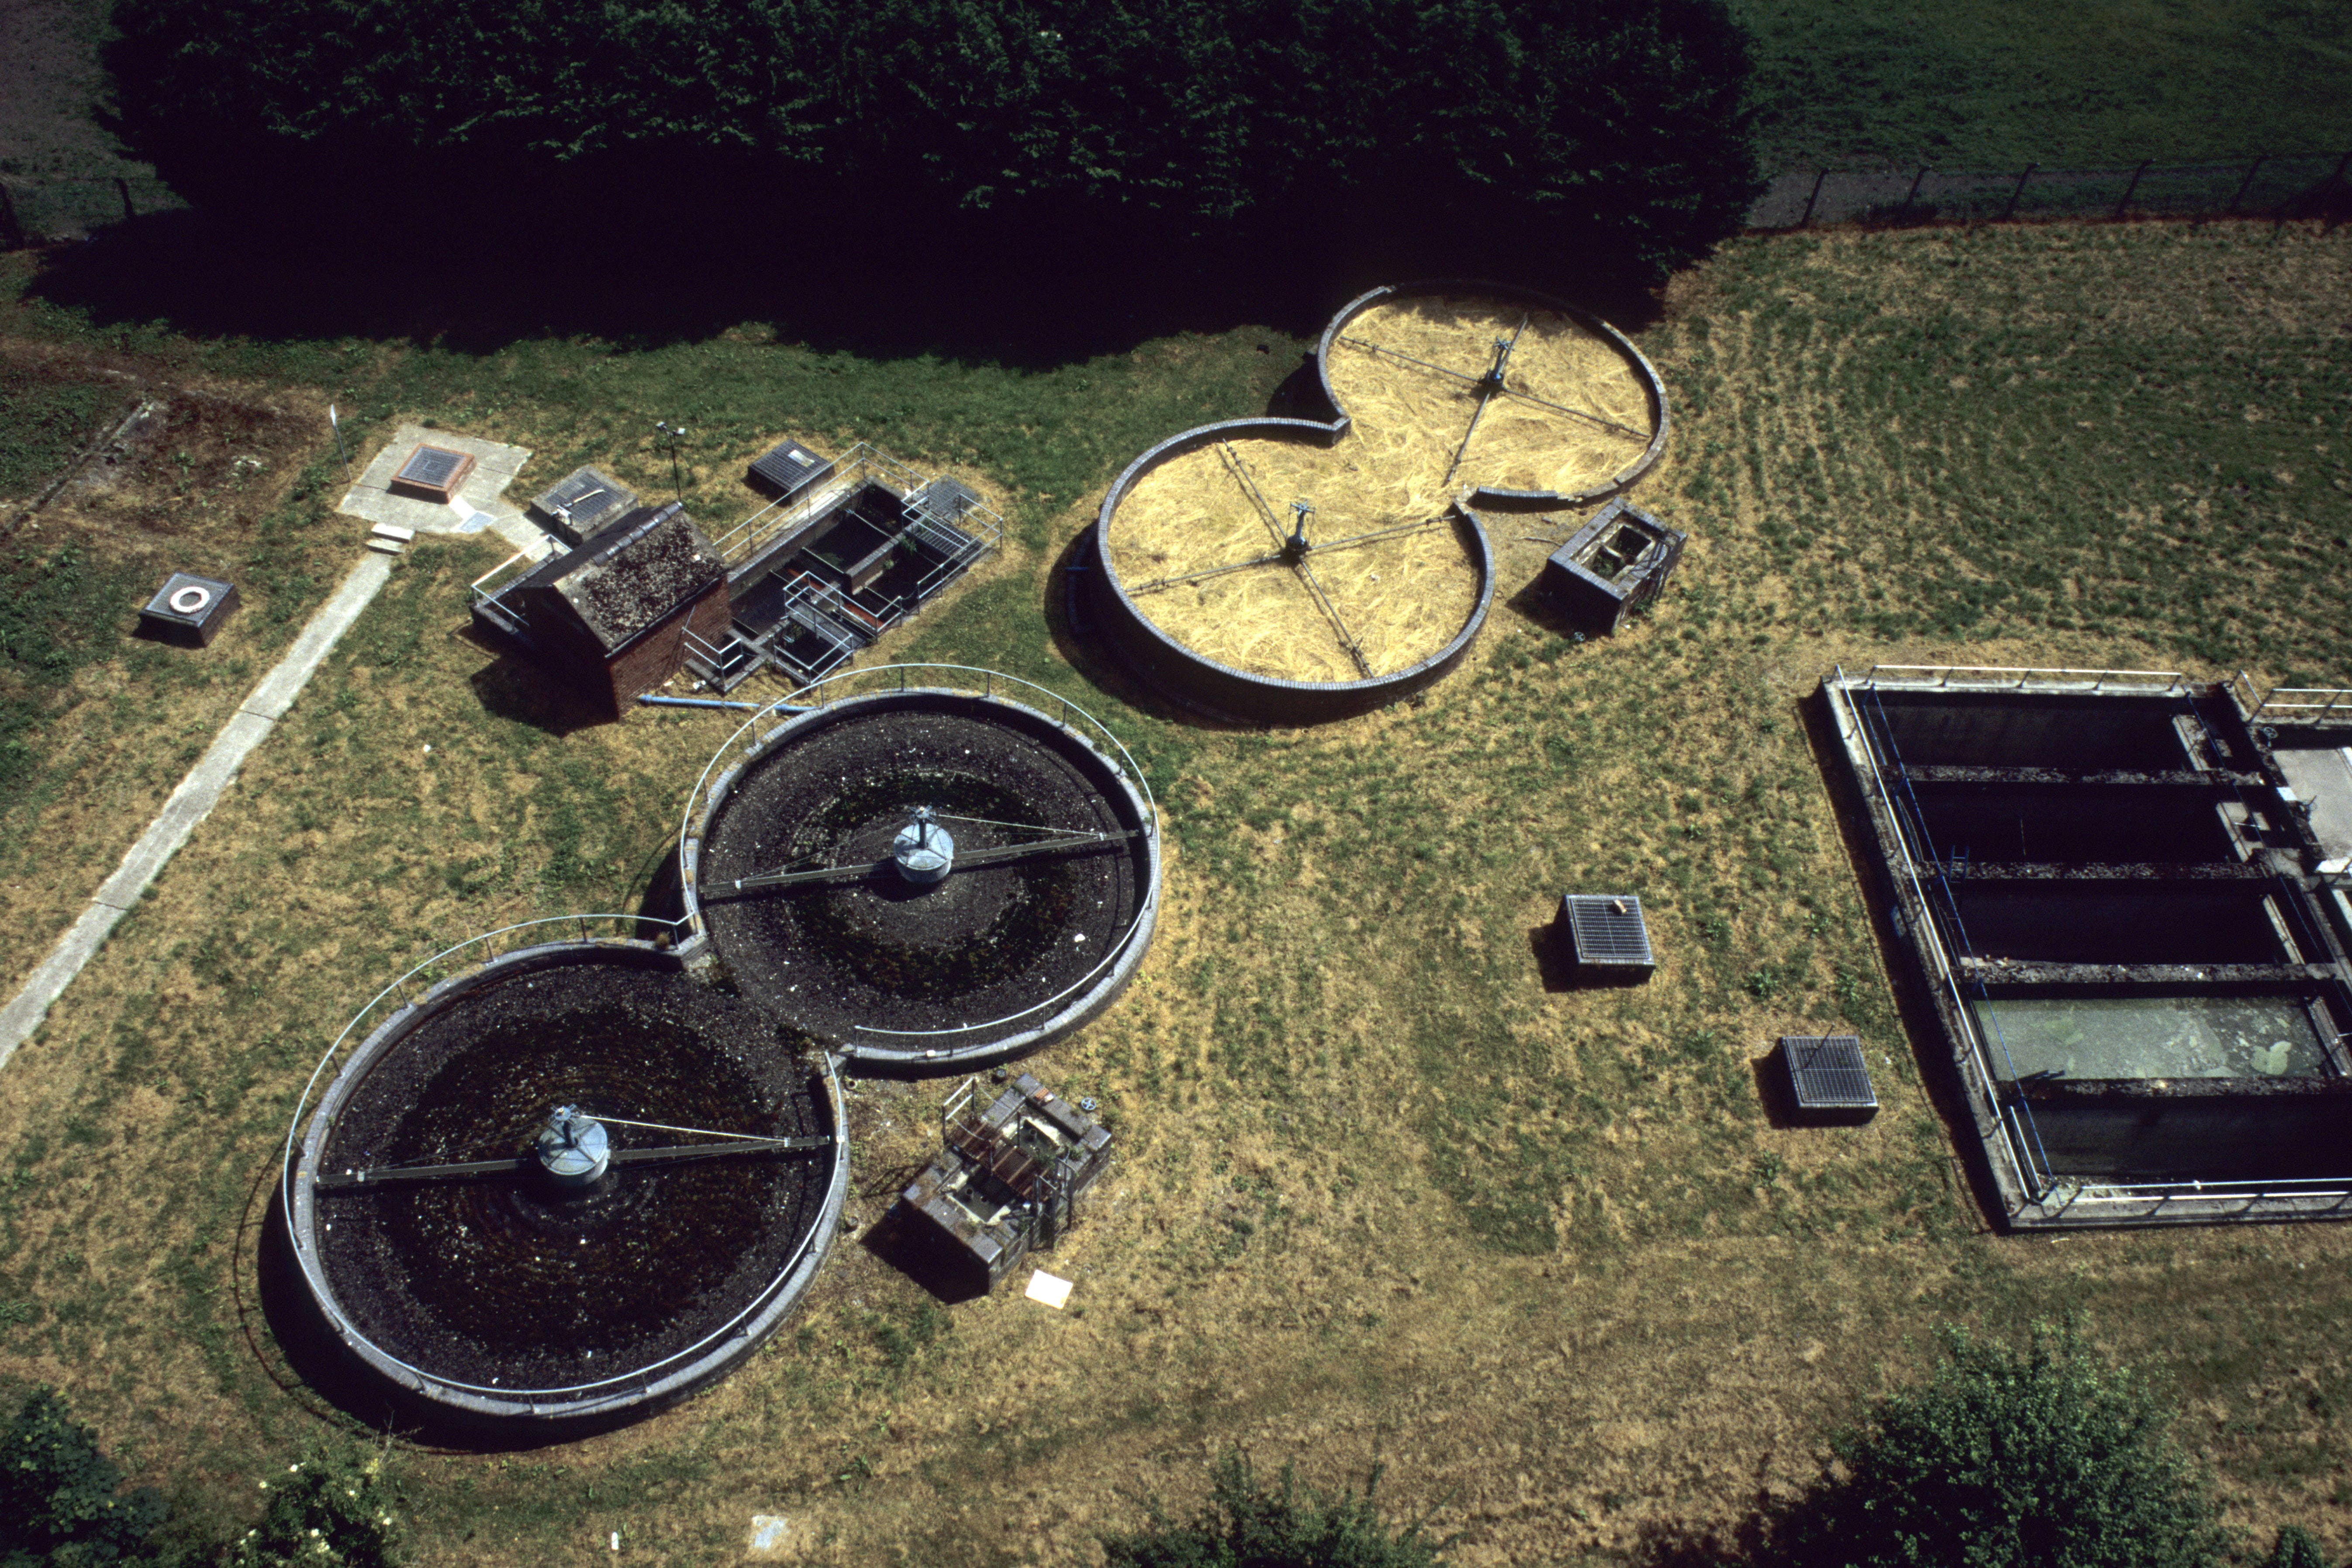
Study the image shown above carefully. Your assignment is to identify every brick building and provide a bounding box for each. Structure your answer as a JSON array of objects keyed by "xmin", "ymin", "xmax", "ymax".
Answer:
[{"xmin": 477, "ymin": 502, "xmax": 731, "ymax": 716}]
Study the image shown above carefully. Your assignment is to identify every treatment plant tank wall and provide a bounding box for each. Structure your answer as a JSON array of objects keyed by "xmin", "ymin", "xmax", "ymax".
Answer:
[
  {"xmin": 286, "ymin": 937, "xmax": 848, "ymax": 1425},
  {"xmin": 1085, "ymin": 278, "xmax": 1668, "ymax": 724},
  {"xmin": 678, "ymin": 673, "xmax": 1161, "ymax": 1070}
]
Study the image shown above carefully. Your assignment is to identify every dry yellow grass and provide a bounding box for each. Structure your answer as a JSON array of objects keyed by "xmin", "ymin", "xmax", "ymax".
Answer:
[
  {"xmin": 1106, "ymin": 294, "xmax": 1658, "ymax": 683},
  {"xmin": 1332, "ymin": 295, "xmax": 1657, "ymax": 497}
]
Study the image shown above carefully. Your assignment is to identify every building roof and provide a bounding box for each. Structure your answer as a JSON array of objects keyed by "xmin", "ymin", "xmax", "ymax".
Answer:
[{"xmin": 518, "ymin": 503, "xmax": 724, "ymax": 654}]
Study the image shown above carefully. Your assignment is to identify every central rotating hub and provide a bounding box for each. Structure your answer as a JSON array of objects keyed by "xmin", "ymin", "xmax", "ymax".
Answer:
[
  {"xmin": 892, "ymin": 807, "xmax": 956, "ymax": 886},
  {"xmin": 535, "ymin": 1104, "xmax": 611, "ymax": 1189}
]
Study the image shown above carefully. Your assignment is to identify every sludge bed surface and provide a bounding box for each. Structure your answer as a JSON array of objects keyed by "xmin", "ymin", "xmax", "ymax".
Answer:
[
  {"xmin": 699, "ymin": 707, "xmax": 1149, "ymax": 1043},
  {"xmin": 313, "ymin": 962, "xmax": 828, "ymax": 1392}
]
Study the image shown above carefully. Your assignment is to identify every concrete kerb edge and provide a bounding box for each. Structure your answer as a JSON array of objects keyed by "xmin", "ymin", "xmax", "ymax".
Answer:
[
  {"xmin": 289, "ymin": 938, "xmax": 852, "ymax": 1423},
  {"xmin": 680, "ymin": 687, "xmax": 1162, "ymax": 1071}
]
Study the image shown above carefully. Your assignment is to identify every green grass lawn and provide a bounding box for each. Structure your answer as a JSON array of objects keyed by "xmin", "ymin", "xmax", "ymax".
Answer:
[
  {"xmin": 1732, "ymin": 0, "xmax": 2352, "ymax": 169},
  {"xmin": 0, "ymin": 219, "xmax": 2346, "ymax": 1565}
]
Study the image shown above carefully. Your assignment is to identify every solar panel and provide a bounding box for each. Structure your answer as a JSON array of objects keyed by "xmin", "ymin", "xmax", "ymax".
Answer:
[
  {"xmin": 1561, "ymin": 894, "xmax": 1654, "ymax": 980},
  {"xmin": 1782, "ymin": 1034, "xmax": 1878, "ymax": 1118}
]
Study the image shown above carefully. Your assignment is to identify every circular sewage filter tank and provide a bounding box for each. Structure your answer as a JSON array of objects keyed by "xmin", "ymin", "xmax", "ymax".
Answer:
[
  {"xmin": 1090, "ymin": 279, "xmax": 1668, "ymax": 723},
  {"xmin": 683, "ymin": 685, "xmax": 1160, "ymax": 1068},
  {"xmin": 289, "ymin": 944, "xmax": 847, "ymax": 1423}
]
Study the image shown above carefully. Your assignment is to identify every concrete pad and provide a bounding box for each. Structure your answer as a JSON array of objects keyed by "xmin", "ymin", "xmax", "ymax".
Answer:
[
  {"xmin": 338, "ymin": 423, "xmax": 537, "ymax": 538},
  {"xmin": 2277, "ymin": 747, "xmax": 2352, "ymax": 863},
  {"xmin": 487, "ymin": 510, "xmax": 563, "ymax": 562}
]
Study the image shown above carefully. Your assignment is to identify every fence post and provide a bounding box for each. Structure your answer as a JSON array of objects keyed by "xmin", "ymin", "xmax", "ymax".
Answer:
[
  {"xmin": 1904, "ymin": 165, "xmax": 1931, "ymax": 207},
  {"xmin": 2001, "ymin": 163, "xmax": 2037, "ymax": 221},
  {"xmin": 2323, "ymin": 149, "xmax": 2352, "ymax": 231},
  {"xmin": 2226, "ymin": 154, "xmax": 2268, "ymax": 216},
  {"xmin": 0, "ymin": 181, "xmax": 21, "ymax": 250},
  {"xmin": 1798, "ymin": 167, "xmax": 1829, "ymax": 228},
  {"xmin": 2112, "ymin": 160, "xmax": 2150, "ymax": 220}
]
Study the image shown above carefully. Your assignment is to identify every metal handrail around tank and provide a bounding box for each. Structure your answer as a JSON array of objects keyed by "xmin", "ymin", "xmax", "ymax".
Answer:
[
  {"xmin": 280, "ymin": 912, "xmax": 850, "ymax": 1407},
  {"xmin": 707, "ymin": 443, "xmax": 1005, "ymax": 575},
  {"xmin": 2248, "ymin": 685, "xmax": 2352, "ymax": 720},
  {"xmin": 466, "ymin": 547, "xmax": 539, "ymax": 610},
  {"xmin": 674, "ymin": 663, "xmax": 1160, "ymax": 1045},
  {"xmin": 1860, "ymin": 663, "xmax": 2190, "ymax": 693}
]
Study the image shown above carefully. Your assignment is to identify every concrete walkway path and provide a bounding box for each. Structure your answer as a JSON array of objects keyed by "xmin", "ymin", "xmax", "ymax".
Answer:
[{"xmin": 0, "ymin": 550, "xmax": 397, "ymax": 1071}]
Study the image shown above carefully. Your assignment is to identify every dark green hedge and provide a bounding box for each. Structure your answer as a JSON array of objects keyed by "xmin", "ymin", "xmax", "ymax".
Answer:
[{"xmin": 105, "ymin": 0, "xmax": 1759, "ymax": 286}]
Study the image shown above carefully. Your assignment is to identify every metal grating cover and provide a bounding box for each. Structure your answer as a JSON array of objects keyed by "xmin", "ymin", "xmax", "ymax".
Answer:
[
  {"xmin": 1782, "ymin": 1034, "xmax": 1878, "ymax": 1112},
  {"xmin": 396, "ymin": 446, "xmax": 466, "ymax": 488},
  {"xmin": 909, "ymin": 475, "xmax": 980, "ymax": 525},
  {"xmin": 1563, "ymin": 894, "xmax": 1654, "ymax": 968},
  {"xmin": 749, "ymin": 439, "xmax": 827, "ymax": 498},
  {"xmin": 531, "ymin": 466, "xmax": 634, "ymax": 542}
]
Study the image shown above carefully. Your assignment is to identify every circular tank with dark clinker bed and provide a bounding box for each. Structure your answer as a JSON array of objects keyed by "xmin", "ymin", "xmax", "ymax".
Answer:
[
  {"xmin": 287, "ymin": 940, "xmax": 847, "ymax": 1424},
  {"xmin": 680, "ymin": 681, "xmax": 1160, "ymax": 1069}
]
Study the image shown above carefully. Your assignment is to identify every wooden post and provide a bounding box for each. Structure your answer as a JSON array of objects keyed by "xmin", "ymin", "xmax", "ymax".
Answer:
[
  {"xmin": 1798, "ymin": 167, "xmax": 1829, "ymax": 228},
  {"xmin": 2112, "ymin": 161, "xmax": 2150, "ymax": 220},
  {"xmin": 114, "ymin": 176, "xmax": 134, "ymax": 222},
  {"xmin": 0, "ymin": 181, "xmax": 22, "ymax": 249},
  {"xmin": 2001, "ymin": 164, "xmax": 2037, "ymax": 221},
  {"xmin": 2225, "ymin": 154, "xmax": 2268, "ymax": 216}
]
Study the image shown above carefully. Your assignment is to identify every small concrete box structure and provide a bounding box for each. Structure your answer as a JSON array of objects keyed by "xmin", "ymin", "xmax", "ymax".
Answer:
[
  {"xmin": 1778, "ymin": 1034, "xmax": 1879, "ymax": 1122},
  {"xmin": 901, "ymin": 1073, "xmax": 1113, "ymax": 1291},
  {"xmin": 136, "ymin": 571, "xmax": 240, "ymax": 646},
  {"xmin": 474, "ymin": 503, "xmax": 731, "ymax": 717},
  {"xmin": 388, "ymin": 444, "xmax": 477, "ymax": 504},
  {"xmin": 527, "ymin": 466, "xmax": 637, "ymax": 547},
  {"xmin": 1559, "ymin": 894, "xmax": 1656, "ymax": 983},
  {"xmin": 1540, "ymin": 498, "xmax": 1686, "ymax": 634}
]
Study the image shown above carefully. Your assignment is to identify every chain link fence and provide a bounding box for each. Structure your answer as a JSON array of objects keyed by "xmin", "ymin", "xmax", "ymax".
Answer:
[
  {"xmin": 8, "ymin": 154, "xmax": 2349, "ymax": 250},
  {"xmin": 1750, "ymin": 152, "xmax": 2352, "ymax": 231}
]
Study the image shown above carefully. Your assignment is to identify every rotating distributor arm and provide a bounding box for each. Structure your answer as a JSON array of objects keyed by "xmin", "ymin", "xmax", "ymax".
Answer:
[
  {"xmin": 311, "ymin": 1107, "xmax": 832, "ymax": 1191},
  {"xmin": 721, "ymin": 806, "xmax": 1146, "ymax": 895}
]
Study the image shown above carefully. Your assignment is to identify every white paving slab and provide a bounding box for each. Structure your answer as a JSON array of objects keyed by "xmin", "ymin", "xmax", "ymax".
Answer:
[{"xmin": 337, "ymin": 424, "xmax": 539, "ymax": 539}]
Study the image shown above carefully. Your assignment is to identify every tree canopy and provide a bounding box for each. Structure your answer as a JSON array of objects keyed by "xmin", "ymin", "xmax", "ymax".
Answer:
[
  {"xmin": 104, "ymin": 0, "xmax": 1759, "ymax": 288},
  {"xmin": 1768, "ymin": 1322, "xmax": 2231, "ymax": 1568}
]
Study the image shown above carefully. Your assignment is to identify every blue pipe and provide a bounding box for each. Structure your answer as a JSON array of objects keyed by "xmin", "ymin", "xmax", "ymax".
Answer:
[{"xmin": 637, "ymin": 694, "xmax": 762, "ymax": 712}]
